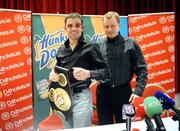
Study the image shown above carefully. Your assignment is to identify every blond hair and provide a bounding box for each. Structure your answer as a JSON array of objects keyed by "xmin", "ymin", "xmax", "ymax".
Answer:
[{"xmin": 103, "ymin": 11, "xmax": 120, "ymax": 24}]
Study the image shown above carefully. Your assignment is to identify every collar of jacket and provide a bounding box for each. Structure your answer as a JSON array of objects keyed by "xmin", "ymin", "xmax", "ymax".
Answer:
[
  {"xmin": 107, "ymin": 32, "xmax": 125, "ymax": 44},
  {"xmin": 64, "ymin": 35, "xmax": 86, "ymax": 50}
]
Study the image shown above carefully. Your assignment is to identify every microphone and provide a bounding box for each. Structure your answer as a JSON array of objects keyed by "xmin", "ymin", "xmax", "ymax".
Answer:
[
  {"xmin": 122, "ymin": 104, "xmax": 136, "ymax": 131},
  {"xmin": 132, "ymin": 128, "xmax": 140, "ymax": 131},
  {"xmin": 133, "ymin": 97, "xmax": 146, "ymax": 118},
  {"xmin": 144, "ymin": 96, "xmax": 166, "ymax": 131},
  {"xmin": 142, "ymin": 84, "xmax": 167, "ymax": 98},
  {"xmin": 133, "ymin": 97, "xmax": 155, "ymax": 131},
  {"xmin": 155, "ymin": 91, "xmax": 180, "ymax": 120}
]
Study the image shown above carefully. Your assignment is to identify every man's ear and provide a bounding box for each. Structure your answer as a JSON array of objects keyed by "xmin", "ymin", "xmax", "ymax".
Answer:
[{"xmin": 64, "ymin": 26, "xmax": 67, "ymax": 31}]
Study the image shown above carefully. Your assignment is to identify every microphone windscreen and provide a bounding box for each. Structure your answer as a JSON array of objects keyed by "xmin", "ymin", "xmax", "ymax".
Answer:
[
  {"xmin": 142, "ymin": 84, "xmax": 167, "ymax": 98},
  {"xmin": 132, "ymin": 97, "xmax": 146, "ymax": 118},
  {"xmin": 155, "ymin": 91, "xmax": 175, "ymax": 110},
  {"xmin": 144, "ymin": 96, "xmax": 163, "ymax": 118},
  {"xmin": 122, "ymin": 104, "xmax": 136, "ymax": 117}
]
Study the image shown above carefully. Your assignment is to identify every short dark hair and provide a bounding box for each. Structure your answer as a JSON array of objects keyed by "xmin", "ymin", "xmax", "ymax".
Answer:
[{"xmin": 64, "ymin": 13, "xmax": 83, "ymax": 25}]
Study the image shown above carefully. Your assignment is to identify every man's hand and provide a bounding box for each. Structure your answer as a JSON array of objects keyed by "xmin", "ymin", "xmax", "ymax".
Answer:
[
  {"xmin": 49, "ymin": 69, "xmax": 59, "ymax": 82},
  {"xmin": 73, "ymin": 67, "xmax": 90, "ymax": 80}
]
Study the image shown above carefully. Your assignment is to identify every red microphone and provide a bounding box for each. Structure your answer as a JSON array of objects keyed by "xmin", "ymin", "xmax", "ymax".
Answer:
[
  {"xmin": 133, "ymin": 97, "xmax": 146, "ymax": 119},
  {"xmin": 132, "ymin": 128, "xmax": 140, "ymax": 131},
  {"xmin": 133, "ymin": 97, "xmax": 156, "ymax": 131},
  {"xmin": 142, "ymin": 84, "xmax": 167, "ymax": 98}
]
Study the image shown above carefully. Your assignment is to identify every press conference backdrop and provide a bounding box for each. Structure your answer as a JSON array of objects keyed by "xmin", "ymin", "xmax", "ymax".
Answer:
[
  {"xmin": 0, "ymin": 10, "xmax": 175, "ymax": 131},
  {"xmin": 0, "ymin": 9, "xmax": 33, "ymax": 131},
  {"xmin": 128, "ymin": 12, "xmax": 175, "ymax": 99}
]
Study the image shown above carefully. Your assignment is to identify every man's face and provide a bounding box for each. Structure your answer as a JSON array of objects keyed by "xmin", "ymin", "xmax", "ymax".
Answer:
[
  {"xmin": 65, "ymin": 17, "xmax": 83, "ymax": 41},
  {"xmin": 103, "ymin": 17, "xmax": 120, "ymax": 38}
]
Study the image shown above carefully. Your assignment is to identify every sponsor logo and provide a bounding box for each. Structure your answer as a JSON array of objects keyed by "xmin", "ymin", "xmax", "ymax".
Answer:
[
  {"xmin": 3, "ymin": 83, "xmax": 31, "ymax": 97},
  {"xmin": 27, "ymin": 57, "xmax": 32, "ymax": 66},
  {"xmin": 14, "ymin": 14, "xmax": 23, "ymax": 22},
  {"xmin": 0, "ymin": 101, "xmax": 6, "ymax": 110},
  {"xmin": 1, "ymin": 112, "xmax": 10, "ymax": 120},
  {"xmin": 0, "ymin": 40, "xmax": 18, "ymax": 49},
  {"xmin": 0, "ymin": 18, "xmax": 11, "ymax": 25},
  {"xmin": 14, "ymin": 13, "xmax": 31, "ymax": 22},
  {"xmin": 132, "ymin": 21, "xmax": 157, "ymax": 32},
  {"xmin": 6, "ymin": 93, "xmax": 32, "ymax": 107},
  {"xmin": 159, "ymin": 16, "xmax": 167, "ymax": 24},
  {"xmin": 5, "ymin": 122, "xmax": 14, "ymax": 130},
  {"xmin": 20, "ymin": 36, "xmax": 30, "ymax": 44},
  {"xmin": 34, "ymin": 31, "xmax": 67, "ymax": 70},
  {"xmin": 17, "ymin": 25, "xmax": 26, "ymax": 33},
  {"xmin": 25, "ymin": 25, "xmax": 31, "ymax": 32},
  {"xmin": 147, "ymin": 59, "xmax": 169, "ymax": 70},
  {"xmin": 10, "ymin": 105, "xmax": 33, "ymax": 118},
  {"xmin": 168, "ymin": 45, "xmax": 175, "ymax": 53},
  {"xmin": 22, "ymin": 14, "xmax": 31, "ymax": 21},
  {"xmin": 148, "ymin": 68, "xmax": 171, "ymax": 79},
  {"xmin": 167, "ymin": 15, "xmax": 175, "ymax": 22},
  {"xmin": 144, "ymin": 49, "xmax": 166, "ymax": 60},
  {"xmin": 165, "ymin": 35, "xmax": 174, "ymax": 43},
  {"xmin": 0, "ymin": 72, "xmax": 28, "ymax": 86},
  {"xmin": 162, "ymin": 26, "xmax": 170, "ymax": 34},
  {"xmin": 159, "ymin": 15, "xmax": 174, "ymax": 24},
  {"xmin": 84, "ymin": 34, "xmax": 105, "ymax": 43},
  {"xmin": 129, "ymin": 15, "xmax": 147, "ymax": 24},
  {"xmin": 141, "ymin": 40, "xmax": 163, "ymax": 51},
  {"xmin": 14, "ymin": 115, "xmax": 33, "ymax": 127},
  {"xmin": 0, "ymin": 51, "xmax": 21, "ymax": 62},
  {"xmin": 23, "ymin": 47, "xmax": 31, "ymax": 55},
  {"xmin": 17, "ymin": 25, "xmax": 31, "ymax": 34},
  {"xmin": 0, "ymin": 62, "xmax": 24, "ymax": 75},
  {"xmin": 136, "ymin": 30, "xmax": 160, "ymax": 42},
  {"xmin": 0, "ymin": 29, "xmax": 14, "ymax": 36}
]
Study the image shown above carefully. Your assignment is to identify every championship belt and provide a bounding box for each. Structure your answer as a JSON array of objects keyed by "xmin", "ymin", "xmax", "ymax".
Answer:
[{"xmin": 49, "ymin": 66, "xmax": 73, "ymax": 120}]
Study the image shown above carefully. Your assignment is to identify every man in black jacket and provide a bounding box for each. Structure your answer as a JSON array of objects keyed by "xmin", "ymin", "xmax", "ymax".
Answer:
[
  {"xmin": 49, "ymin": 13, "xmax": 108, "ymax": 128},
  {"xmin": 96, "ymin": 11, "xmax": 148, "ymax": 125}
]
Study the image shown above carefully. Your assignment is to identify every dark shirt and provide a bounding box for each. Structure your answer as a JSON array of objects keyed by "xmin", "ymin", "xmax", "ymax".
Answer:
[
  {"xmin": 98, "ymin": 33, "xmax": 148, "ymax": 96},
  {"xmin": 56, "ymin": 37, "xmax": 108, "ymax": 89}
]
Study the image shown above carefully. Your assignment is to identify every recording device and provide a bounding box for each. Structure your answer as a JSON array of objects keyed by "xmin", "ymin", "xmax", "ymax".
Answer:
[
  {"xmin": 155, "ymin": 91, "xmax": 180, "ymax": 120},
  {"xmin": 144, "ymin": 96, "xmax": 166, "ymax": 131},
  {"xmin": 133, "ymin": 97, "xmax": 155, "ymax": 131},
  {"xmin": 122, "ymin": 104, "xmax": 136, "ymax": 131}
]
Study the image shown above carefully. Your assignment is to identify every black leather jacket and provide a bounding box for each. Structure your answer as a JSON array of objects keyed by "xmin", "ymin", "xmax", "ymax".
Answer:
[
  {"xmin": 98, "ymin": 33, "xmax": 148, "ymax": 96},
  {"xmin": 56, "ymin": 37, "xmax": 109, "ymax": 90}
]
